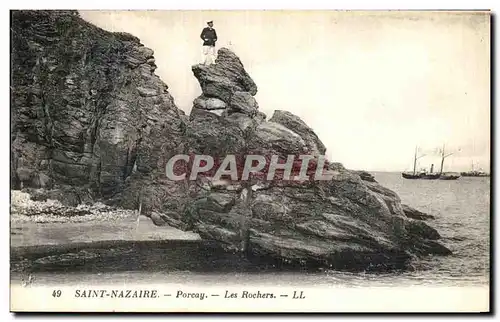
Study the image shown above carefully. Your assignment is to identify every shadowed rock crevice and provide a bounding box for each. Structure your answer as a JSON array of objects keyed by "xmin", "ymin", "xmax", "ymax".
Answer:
[{"xmin": 10, "ymin": 10, "xmax": 451, "ymax": 272}]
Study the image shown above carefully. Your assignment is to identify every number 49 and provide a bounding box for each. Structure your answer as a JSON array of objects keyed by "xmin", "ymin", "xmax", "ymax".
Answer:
[{"xmin": 52, "ymin": 290, "xmax": 62, "ymax": 297}]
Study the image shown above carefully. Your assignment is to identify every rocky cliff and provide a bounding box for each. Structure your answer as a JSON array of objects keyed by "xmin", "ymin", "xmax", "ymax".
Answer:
[
  {"xmin": 11, "ymin": 10, "xmax": 186, "ymax": 207},
  {"xmin": 11, "ymin": 10, "xmax": 451, "ymax": 271}
]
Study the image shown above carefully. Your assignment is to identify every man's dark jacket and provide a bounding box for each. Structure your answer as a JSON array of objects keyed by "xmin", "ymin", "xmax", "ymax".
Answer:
[{"xmin": 200, "ymin": 27, "xmax": 217, "ymax": 46}]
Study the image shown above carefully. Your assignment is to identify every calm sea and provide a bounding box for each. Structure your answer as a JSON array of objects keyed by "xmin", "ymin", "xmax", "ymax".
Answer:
[{"xmin": 22, "ymin": 172, "xmax": 490, "ymax": 287}]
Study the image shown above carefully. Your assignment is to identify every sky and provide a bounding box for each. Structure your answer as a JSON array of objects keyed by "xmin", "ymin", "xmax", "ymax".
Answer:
[{"xmin": 80, "ymin": 10, "xmax": 490, "ymax": 172}]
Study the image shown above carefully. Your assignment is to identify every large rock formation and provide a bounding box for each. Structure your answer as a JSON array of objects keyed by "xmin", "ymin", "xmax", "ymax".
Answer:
[
  {"xmin": 171, "ymin": 54, "xmax": 451, "ymax": 270},
  {"xmin": 11, "ymin": 10, "xmax": 186, "ymax": 208},
  {"xmin": 10, "ymin": 10, "xmax": 451, "ymax": 272}
]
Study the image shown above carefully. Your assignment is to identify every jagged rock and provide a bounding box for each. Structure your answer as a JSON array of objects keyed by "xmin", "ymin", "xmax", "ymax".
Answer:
[
  {"xmin": 269, "ymin": 110, "xmax": 326, "ymax": 155},
  {"xmin": 191, "ymin": 48, "xmax": 257, "ymax": 102},
  {"xmin": 228, "ymin": 91, "xmax": 259, "ymax": 116},
  {"xmin": 204, "ymin": 109, "xmax": 225, "ymax": 117},
  {"xmin": 224, "ymin": 112, "xmax": 258, "ymax": 133},
  {"xmin": 353, "ymin": 170, "xmax": 377, "ymax": 183},
  {"xmin": 404, "ymin": 219, "xmax": 440, "ymax": 240},
  {"xmin": 402, "ymin": 204, "xmax": 436, "ymax": 220},
  {"xmin": 193, "ymin": 95, "xmax": 227, "ymax": 110},
  {"xmin": 137, "ymin": 86, "xmax": 158, "ymax": 97},
  {"xmin": 11, "ymin": 10, "xmax": 186, "ymax": 202},
  {"xmin": 10, "ymin": 11, "xmax": 451, "ymax": 272},
  {"xmin": 182, "ymin": 47, "xmax": 450, "ymax": 270},
  {"xmin": 248, "ymin": 121, "xmax": 308, "ymax": 155},
  {"xmin": 256, "ymin": 111, "xmax": 267, "ymax": 122},
  {"xmin": 150, "ymin": 212, "xmax": 167, "ymax": 226},
  {"xmin": 363, "ymin": 180, "xmax": 400, "ymax": 200},
  {"xmin": 417, "ymin": 240, "xmax": 453, "ymax": 255},
  {"xmin": 126, "ymin": 45, "xmax": 154, "ymax": 67},
  {"xmin": 185, "ymin": 108, "xmax": 246, "ymax": 155}
]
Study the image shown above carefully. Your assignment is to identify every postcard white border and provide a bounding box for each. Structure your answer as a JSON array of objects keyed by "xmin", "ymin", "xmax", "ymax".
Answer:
[{"xmin": 3, "ymin": 0, "xmax": 497, "ymax": 320}]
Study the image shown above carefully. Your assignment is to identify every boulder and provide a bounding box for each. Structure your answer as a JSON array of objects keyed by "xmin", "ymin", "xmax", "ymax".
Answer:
[
  {"xmin": 228, "ymin": 91, "xmax": 259, "ymax": 116},
  {"xmin": 184, "ymin": 108, "xmax": 246, "ymax": 156},
  {"xmin": 402, "ymin": 204, "xmax": 436, "ymax": 220},
  {"xmin": 269, "ymin": 110, "xmax": 326, "ymax": 155},
  {"xmin": 353, "ymin": 170, "xmax": 377, "ymax": 183},
  {"xmin": 248, "ymin": 121, "xmax": 308, "ymax": 156},
  {"xmin": 191, "ymin": 48, "xmax": 257, "ymax": 102},
  {"xmin": 224, "ymin": 112, "xmax": 258, "ymax": 133},
  {"xmin": 193, "ymin": 95, "xmax": 227, "ymax": 110},
  {"xmin": 181, "ymin": 47, "xmax": 451, "ymax": 270}
]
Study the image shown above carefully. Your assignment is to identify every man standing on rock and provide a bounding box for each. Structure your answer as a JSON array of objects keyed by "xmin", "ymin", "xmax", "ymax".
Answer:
[{"xmin": 200, "ymin": 20, "xmax": 217, "ymax": 65}]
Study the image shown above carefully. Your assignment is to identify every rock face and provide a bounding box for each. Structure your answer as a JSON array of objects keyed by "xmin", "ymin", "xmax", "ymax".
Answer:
[
  {"xmin": 402, "ymin": 204, "xmax": 436, "ymax": 220},
  {"xmin": 165, "ymin": 43, "xmax": 451, "ymax": 270},
  {"xmin": 269, "ymin": 110, "xmax": 326, "ymax": 155},
  {"xmin": 11, "ymin": 10, "xmax": 451, "ymax": 272},
  {"xmin": 353, "ymin": 170, "xmax": 377, "ymax": 183},
  {"xmin": 191, "ymin": 48, "xmax": 257, "ymax": 102},
  {"xmin": 11, "ymin": 10, "xmax": 186, "ymax": 208}
]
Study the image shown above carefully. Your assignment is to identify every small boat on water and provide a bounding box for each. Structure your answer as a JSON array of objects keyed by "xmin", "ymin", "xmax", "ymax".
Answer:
[
  {"xmin": 435, "ymin": 145, "xmax": 460, "ymax": 180},
  {"xmin": 420, "ymin": 164, "xmax": 442, "ymax": 179},
  {"xmin": 439, "ymin": 172, "xmax": 461, "ymax": 180},
  {"xmin": 422, "ymin": 172, "xmax": 441, "ymax": 180},
  {"xmin": 460, "ymin": 171, "xmax": 489, "ymax": 177},
  {"xmin": 402, "ymin": 172, "xmax": 423, "ymax": 179},
  {"xmin": 460, "ymin": 161, "xmax": 490, "ymax": 177},
  {"xmin": 401, "ymin": 146, "xmax": 426, "ymax": 179},
  {"xmin": 402, "ymin": 145, "xmax": 460, "ymax": 180}
]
